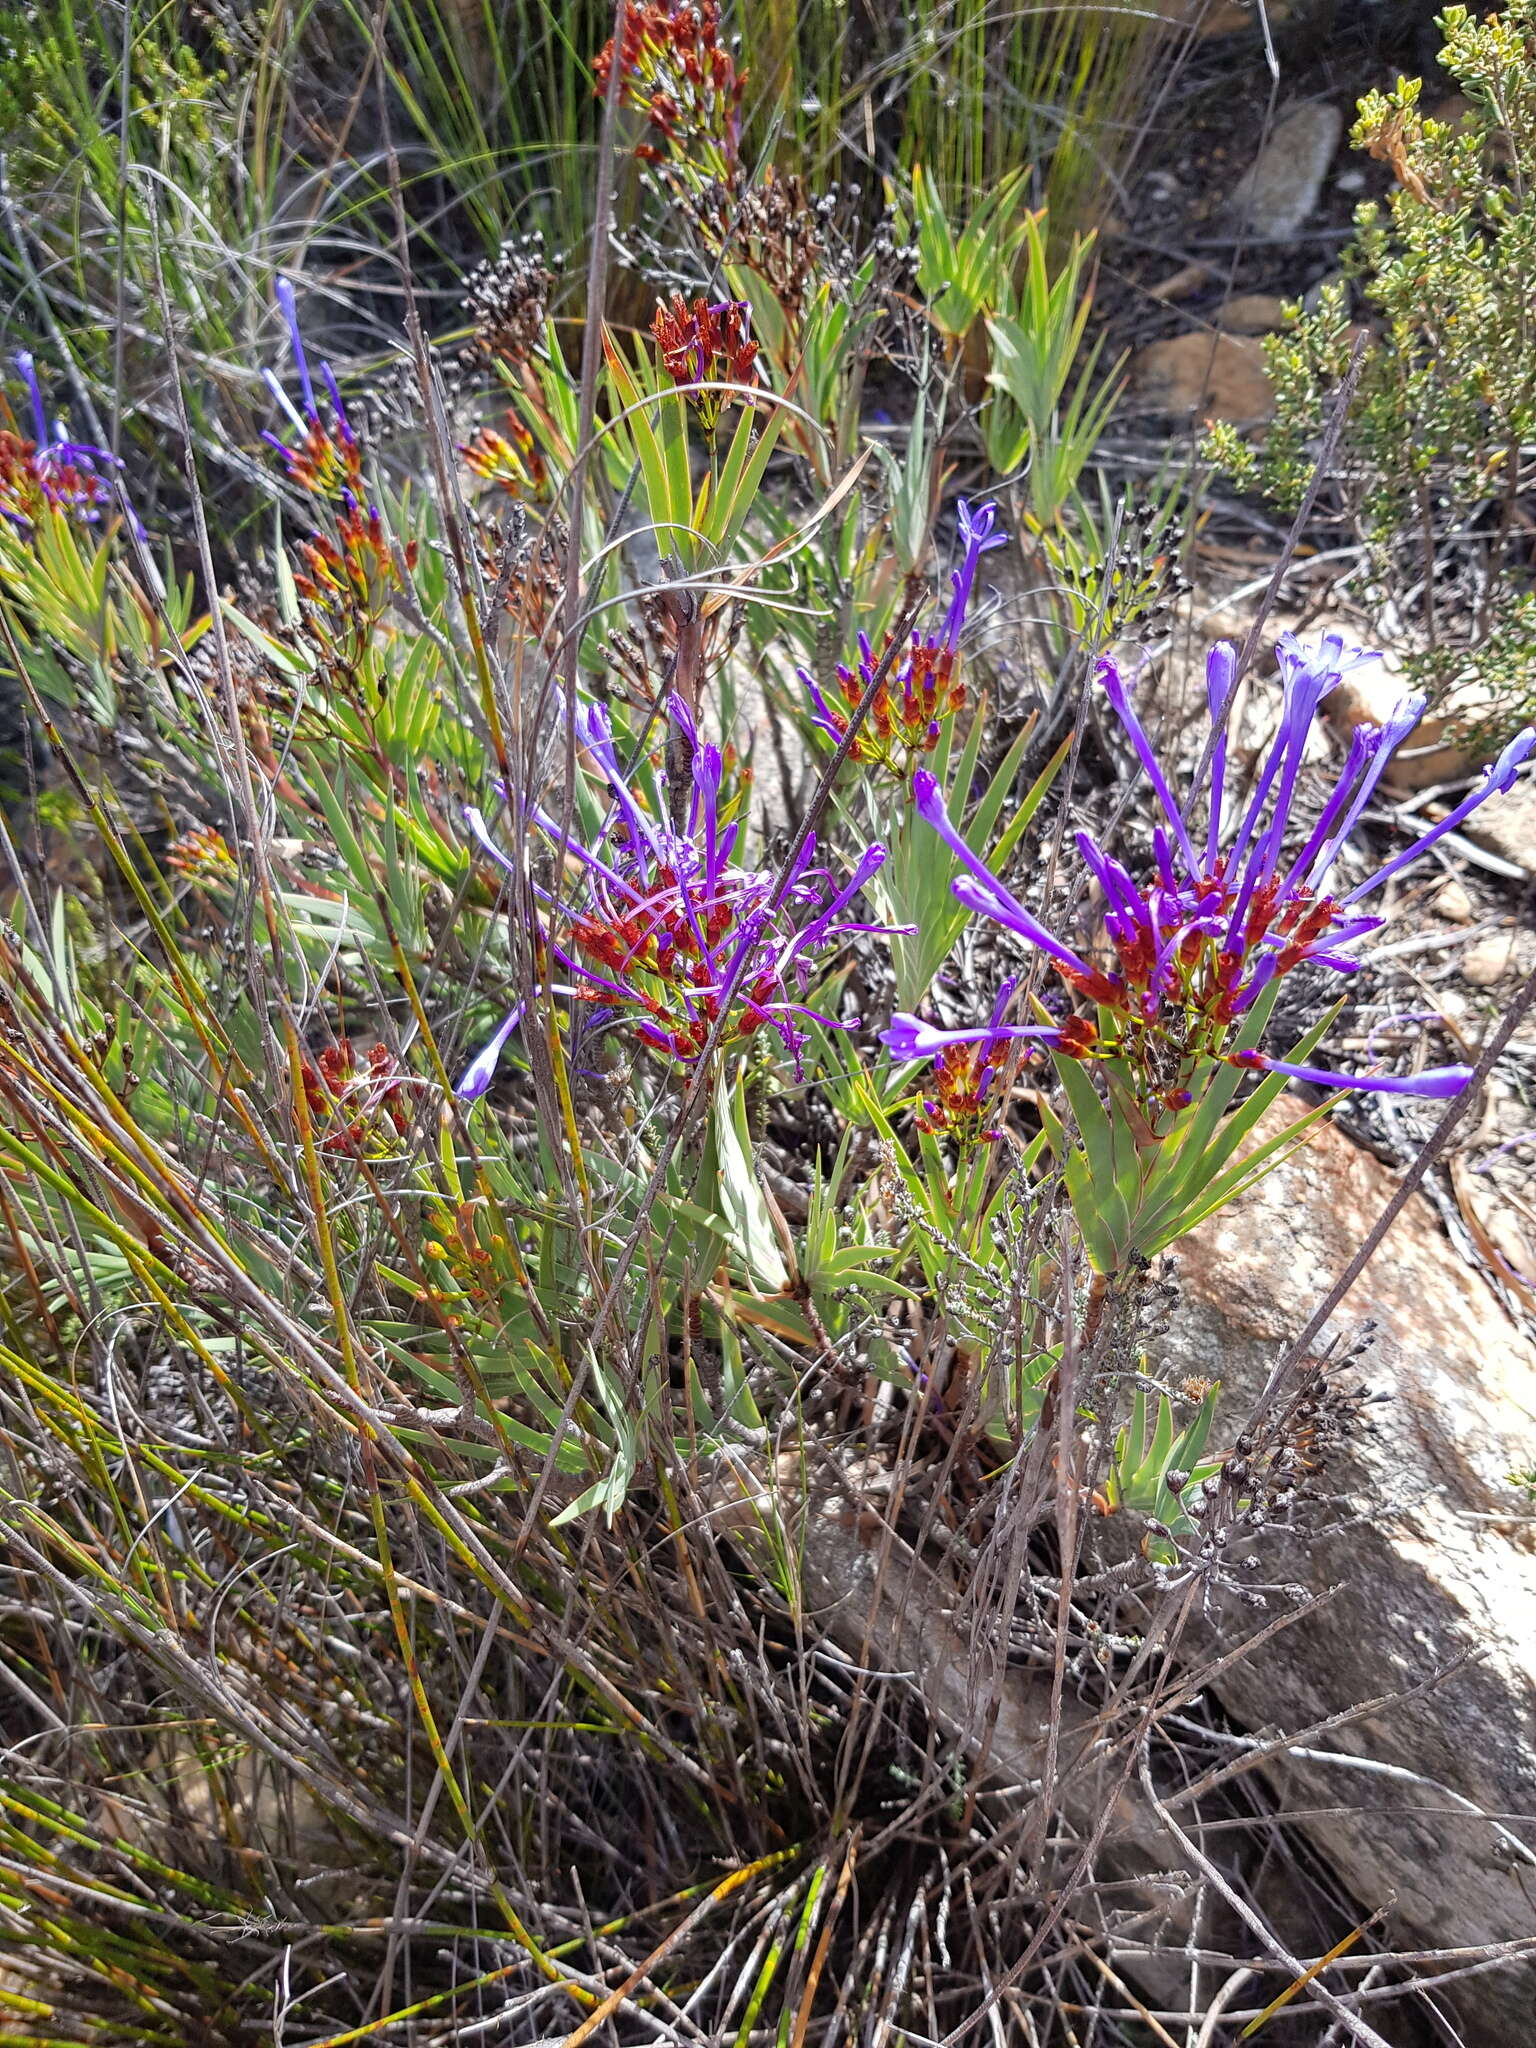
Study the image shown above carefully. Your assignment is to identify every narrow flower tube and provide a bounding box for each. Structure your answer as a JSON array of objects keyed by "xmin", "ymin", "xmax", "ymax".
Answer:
[
  {"xmin": 1199, "ymin": 639, "xmax": 1238, "ymax": 871},
  {"xmin": 1341, "ymin": 728, "xmax": 1536, "ymax": 904},
  {"xmin": 1305, "ymin": 695, "xmax": 1426, "ymax": 887},
  {"xmin": 882, "ymin": 1014, "xmax": 1062, "ymax": 1060},
  {"xmin": 913, "ymin": 769, "xmax": 1096, "ymax": 978},
  {"xmin": 1097, "ymin": 659, "xmax": 1199, "ymax": 873},
  {"xmin": 942, "ymin": 498, "xmax": 1007, "ymax": 652},
  {"xmin": 276, "ymin": 276, "xmax": 317, "ymax": 419},
  {"xmin": 1235, "ymin": 1053, "xmax": 1473, "ymax": 1098},
  {"xmin": 456, "ymin": 1003, "xmax": 528, "ymax": 1099}
]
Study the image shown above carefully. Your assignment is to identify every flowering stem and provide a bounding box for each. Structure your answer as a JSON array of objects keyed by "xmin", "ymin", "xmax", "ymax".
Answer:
[{"xmin": 580, "ymin": 589, "xmax": 927, "ymax": 1352}]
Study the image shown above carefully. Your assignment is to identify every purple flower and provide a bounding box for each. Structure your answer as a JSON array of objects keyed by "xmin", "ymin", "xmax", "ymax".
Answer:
[
  {"xmin": 456, "ymin": 696, "xmax": 902, "ymax": 1098},
  {"xmin": 261, "ymin": 281, "xmax": 361, "ymax": 499},
  {"xmin": 3, "ymin": 354, "xmax": 123, "ymax": 530},
  {"xmin": 457, "ymin": 1003, "xmax": 528, "ymax": 1101},
  {"xmin": 903, "ymin": 634, "xmax": 1533, "ymax": 1107},
  {"xmin": 882, "ymin": 979, "xmax": 1069, "ymax": 1139},
  {"xmin": 797, "ymin": 499, "xmax": 1006, "ymax": 775},
  {"xmin": 941, "ymin": 499, "xmax": 1008, "ymax": 654},
  {"xmin": 1231, "ymin": 1053, "xmax": 1474, "ymax": 1097}
]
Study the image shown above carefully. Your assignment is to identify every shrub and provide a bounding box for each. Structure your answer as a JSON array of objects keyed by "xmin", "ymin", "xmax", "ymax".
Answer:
[{"xmin": 1209, "ymin": 0, "xmax": 1536, "ymax": 740}]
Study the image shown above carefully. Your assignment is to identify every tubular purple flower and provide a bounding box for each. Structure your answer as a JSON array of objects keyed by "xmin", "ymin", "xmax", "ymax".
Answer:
[
  {"xmin": 949, "ymin": 873, "xmax": 1098, "ymax": 976},
  {"xmin": 1243, "ymin": 635, "xmax": 1368, "ymax": 889},
  {"xmin": 276, "ymin": 276, "xmax": 317, "ymax": 419},
  {"xmin": 1224, "ymin": 639, "xmax": 1365, "ymax": 892},
  {"xmin": 456, "ymin": 1002, "xmax": 527, "ymax": 1099},
  {"xmin": 466, "ymin": 804, "xmax": 520, "ymax": 879},
  {"xmin": 468, "ymin": 694, "xmax": 892, "ymax": 1072},
  {"xmin": 1245, "ymin": 1055, "xmax": 1473, "ymax": 1098},
  {"xmin": 797, "ymin": 666, "xmax": 845, "ymax": 747},
  {"xmin": 261, "ymin": 368, "xmax": 307, "ymax": 441},
  {"xmin": 14, "ymin": 352, "xmax": 48, "ymax": 444},
  {"xmin": 942, "ymin": 498, "xmax": 1007, "ymax": 652},
  {"xmin": 905, "ymin": 629, "xmax": 1523, "ymax": 1113},
  {"xmin": 913, "ymin": 768, "xmax": 1095, "ymax": 976},
  {"xmin": 1305, "ymin": 693, "xmax": 1427, "ymax": 887},
  {"xmin": 1282, "ymin": 722, "xmax": 1379, "ymax": 888},
  {"xmin": 783, "ymin": 844, "xmax": 889, "ymax": 957},
  {"xmin": 320, "ymin": 361, "xmax": 355, "ymax": 445},
  {"xmin": 530, "ymin": 808, "xmax": 646, "ymax": 902},
  {"xmin": 1075, "ymin": 830, "xmax": 1144, "ymax": 920},
  {"xmin": 696, "ymin": 741, "xmax": 724, "ymax": 881},
  {"xmin": 1279, "ymin": 627, "xmax": 1376, "ymax": 691},
  {"xmin": 1200, "ymin": 639, "xmax": 1238, "ymax": 870},
  {"xmin": 1341, "ymin": 727, "xmax": 1536, "ymax": 905},
  {"xmin": 576, "ymin": 698, "xmax": 660, "ymax": 863},
  {"xmin": 1097, "ymin": 659, "xmax": 1199, "ymax": 874},
  {"xmin": 8, "ymin": 353, "xmax": 123, "ymax": 528},
  {"xmin": 883, "ymin": 1014, "xmax": 1062, "ymax": 1060}
]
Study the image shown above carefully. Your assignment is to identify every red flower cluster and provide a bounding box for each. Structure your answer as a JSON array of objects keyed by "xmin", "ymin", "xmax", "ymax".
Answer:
[
  {"xmin": 569, "ymin": 861, "xmax": 781, "ymax": 1062},
  {"xmin": 0, "ymin": 429, "xmax": 115, "ymax": 531},
  {"xmin": 292, "ymin": 502, "xmax": 417, "ymax": 676},
  {"xmin": 650, "ymin": 295, "xmax": 758, "ymax": 426},
  {"xmin": 914, "ymin": 1008, "xmax": 1096, "ymax": 1143},
  {"xmin": 166, "ymin": 826, "xmax": 237, "ymax": 884},
  {"xmin": 274, "ymin": 410, "xmax": 363, "ymax": 501},
  {"xmin": 2, "ymin": 356, "xmax": 121, "ymax": 533},
  {"xmin": 801, "ymin": 504, "xmax": 1006, "ymax": 779},
  {"xmin": 460, "ymin": 414, "xmax": 548, "ymax": 499},
  {"xmin": 820, "ymin": 630, "xmax": 965, "ymax": 772},
  {"xmin": 595, "ymin": 0, "xmax": 745, "ymax": 177},
  {"xmin": 299, "ymin": 1041, "xmax": 411, "ymax": 1157}
]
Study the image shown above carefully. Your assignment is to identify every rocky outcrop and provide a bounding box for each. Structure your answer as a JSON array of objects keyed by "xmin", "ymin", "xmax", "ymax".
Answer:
[
  {"xmin": 766, "ymin": 1105, "xmax": 1536, "ymax": 2036},
  {"xmin": 1171, "ymin": 1113, "xmax": 1536, "ymax": 2038}
]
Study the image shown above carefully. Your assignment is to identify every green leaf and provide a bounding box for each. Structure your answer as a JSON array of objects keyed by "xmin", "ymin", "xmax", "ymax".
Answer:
[{"xmin": 715, "ymin": 1067, "xmax": 789, "ymax": 1292}]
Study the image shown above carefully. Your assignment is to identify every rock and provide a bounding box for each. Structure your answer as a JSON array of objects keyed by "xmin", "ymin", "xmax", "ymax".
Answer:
[
  {"xmin": 1324, "ymin": 663, "xmax": 1486, "ymax": 792},
  {"xmin": 1148, "ymin": 259, "xmax": 1216, "ymax": 302},
  {"xmin": 1462, "ymin": 930, "xmax": 1518, "ymax": 986},
  {"xmin": 1215, "ymin": 292, "xmax": 1289, "ymax": 334},
  {"xmin": 1451, "ymin": 1153, "xmax": 1536, "ymax": 1312},
  {"xmin": 1168, "ymin": 1114, "xmax": 1536, "ymax": 2040},
  {"xmin": 1197, "ymin": 603, "xmax": 1257, "ymax": 643},
  {"xmin": 1431, "ymin": 877, "xmax": 1474, "ymax": 923},
  {"xmin": 1131, "ymin": 331, "xmax": 1275, "ymax": 424},
  {"xmin": 1233, "ymin": 102, "xmax": 1345, "ymax": 240},
  {"xmin": 1463, "ymin": 773, "xmax": 1536, "ymax": 876}
]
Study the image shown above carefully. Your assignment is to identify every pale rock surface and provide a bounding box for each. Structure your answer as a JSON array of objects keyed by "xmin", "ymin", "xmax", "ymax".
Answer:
[
  {"xmin": 1323, "ymin": 661, "xmax": 1502, "ymax": 792},
  {"xmin": 1169, "ymin": 1114, "xmax": 1536, "ymax": 2038},
  {"xmin": 1462, "ymin": 930, "xmax": 1520, "ymax": 987},
  {"xmin": 1215, "ymin": 291, "xmax": 1289, "ymax": 334},
  {"xmin": 1132, "ymin": 330, "xmax": 1276, "ymax": 423},
  {"xmin": 1463, "ymin": 773, "xmax": 1536, "ymax": 876},
  {"xmin": 1233, "ymin": 102, "xmax": 1345, "ymax": 239},
  {"xmin": 1431, "ymin": 877, "xmax": 1474, "ymax": 923}
]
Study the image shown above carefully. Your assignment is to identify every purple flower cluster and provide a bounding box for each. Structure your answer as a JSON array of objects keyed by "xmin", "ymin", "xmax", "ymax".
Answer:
[
  {"xmin": 1, "ymin": 354, "xmax": 123, "ymax": 531},
  {"xmin": 886, "ymin": 633, "xmax": 1534, "ymax": 1112},
  {"xmin": 884, "ymin": 977, "xmax": 1065, "ymax": 1140},
  {"xmin": 800, "ymin": 500, "xmax": 1007, "ymax": 772},
  {"xmin": 261, "ymin": 278, "xmax": 364, "ymax": 502},
  {"xmin": 458, "ymin": 696, "xmax": 897, "ymax": 1099}
]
